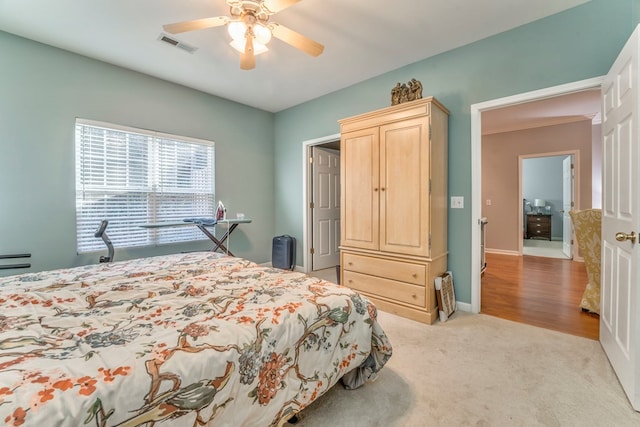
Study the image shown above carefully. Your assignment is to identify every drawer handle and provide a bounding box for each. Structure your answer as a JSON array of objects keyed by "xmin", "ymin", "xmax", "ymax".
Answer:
[
  {"xmin": 373, "ymin": 188, "xmax": 378, "ymax": 192},
  {"xmin": 412, "ymin": 294, "xmax": 417, "ymax": 299},
  {"xmin": 348, "ymin": 262, "xmax": 353, "ymax": 266},
  {"xmin": 412, "ymin": 273, "xmax": 418, "ymax": 278},
  {"xmin": 348, "ymin": 279, "xmax": 353, "ymax": 284}
]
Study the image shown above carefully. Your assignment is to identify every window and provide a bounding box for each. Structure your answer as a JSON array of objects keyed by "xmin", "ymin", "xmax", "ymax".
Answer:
[{"xmin": 75, "ymin": 119, "xmax": 215, "ymax": 253}]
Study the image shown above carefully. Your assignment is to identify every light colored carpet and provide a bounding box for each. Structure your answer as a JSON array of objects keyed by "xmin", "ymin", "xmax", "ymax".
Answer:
[{"xmin": 291, "ymin": 310, "xmax": 640, "ymax": 426}]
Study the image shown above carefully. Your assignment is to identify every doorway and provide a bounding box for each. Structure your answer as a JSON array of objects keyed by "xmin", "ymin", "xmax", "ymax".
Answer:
[
  {"xmin": 470, "ymin": 77, "xmax": 603, "ymax": 316},
  {"xmin": 521, "ymin": 153, "xmax": 576, "ymax": 260},
  {"xmin": 302, "ymin": 134, "xmax": 341, "ymax": 273}
]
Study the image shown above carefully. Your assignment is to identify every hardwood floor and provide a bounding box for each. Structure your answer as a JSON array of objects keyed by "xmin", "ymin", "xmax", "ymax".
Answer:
[{"xmin": 481, "ymin": 252, "xmax": 599, "ymax": 340}]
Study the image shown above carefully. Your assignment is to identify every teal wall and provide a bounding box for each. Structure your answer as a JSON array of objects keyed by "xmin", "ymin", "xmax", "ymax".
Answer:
[
  {"xmin": 273, "ymin": 0, "xmax": 640, "ymax": 303},
  {"xmin": 0, "ymin": 31, "xmax": 275, "ymax": 276}
]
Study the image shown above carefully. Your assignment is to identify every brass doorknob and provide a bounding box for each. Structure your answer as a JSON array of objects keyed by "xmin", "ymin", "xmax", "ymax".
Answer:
[{"xmin": 616, "ymin": 231, "xmax": 636, "ymax": 244}]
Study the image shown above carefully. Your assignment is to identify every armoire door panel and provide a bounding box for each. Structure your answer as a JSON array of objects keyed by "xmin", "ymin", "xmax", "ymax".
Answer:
[
  {"xmin": 341, "ymin": 129, "xmax": 379, "ymax": 250},
  {"xmin": 379, "ymin": 118, "xmax": 430, "ymax": 256}
]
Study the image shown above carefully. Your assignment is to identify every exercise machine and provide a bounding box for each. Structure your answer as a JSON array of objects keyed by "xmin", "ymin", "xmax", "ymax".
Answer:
[{"xmin": 94, "ymin": 220, "xmax": 114, "ymax": 263}]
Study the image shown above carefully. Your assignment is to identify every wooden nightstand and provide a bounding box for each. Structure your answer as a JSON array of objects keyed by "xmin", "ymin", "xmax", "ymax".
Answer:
[{"xmin": 526, "ymin": 214, "xmax": 552, "ymax": 240}]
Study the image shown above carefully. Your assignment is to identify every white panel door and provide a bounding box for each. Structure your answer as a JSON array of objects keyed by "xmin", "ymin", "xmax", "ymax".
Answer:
[
  {"xmin": 562, "ymin": 155, "xmax": 573, "ymax": 258},
  {"xmin": 312, "ymin": 147, "xmax": 341, "ymax": 271},
  {"xmin": 601, "ymin": 24, "xmax": 640, "ymax": 411}
]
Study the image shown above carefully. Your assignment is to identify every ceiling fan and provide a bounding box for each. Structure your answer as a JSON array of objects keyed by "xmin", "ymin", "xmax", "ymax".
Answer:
[{"xmin": 163, "ymin": 0, "xmax": 324, "ymax": 70}]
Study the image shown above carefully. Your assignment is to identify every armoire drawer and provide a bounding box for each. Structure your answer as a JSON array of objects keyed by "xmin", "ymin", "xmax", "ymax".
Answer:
[
  {"xmin": 343, "ymin": 271, "xmax": 426, "ymax": 307},
  {"xmin": 342, "ymin": 253, "xmax": 426, "ymax": 286}
]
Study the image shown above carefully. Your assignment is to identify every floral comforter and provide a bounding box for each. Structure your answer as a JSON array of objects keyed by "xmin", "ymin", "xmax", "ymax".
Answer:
[{"xmin": 0, "ymin": 252, "xmax": 392, "ymax": 426}]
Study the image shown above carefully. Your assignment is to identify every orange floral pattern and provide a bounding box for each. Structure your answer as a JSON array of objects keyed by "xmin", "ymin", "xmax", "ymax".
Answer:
[
  {"xmin": 256, "ymin": 352, "xmax": 289, "ymax": 405},
  {"xmin": 4, "ymin": 407, "xmax": 26, "ymax": 426},
  {"xmin": 0, "ymin": 252, "xmax": 391, "ymax": 426}
]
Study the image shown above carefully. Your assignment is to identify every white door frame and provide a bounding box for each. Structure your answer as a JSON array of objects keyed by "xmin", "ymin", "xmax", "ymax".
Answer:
[
  {"xmin": 470, "ymin": 77, "xmax": 604, "ymax": 313},
  {"xmin": 562, "ymin": 154, "xmax": 575, "ymax": 259},
  {"xmin": 302, "ymin": 133, "xmax": 340, "ymax": 273},
  {"xmin": 519, "ymin": 150, "xmax": 579, "ymax": 256}
]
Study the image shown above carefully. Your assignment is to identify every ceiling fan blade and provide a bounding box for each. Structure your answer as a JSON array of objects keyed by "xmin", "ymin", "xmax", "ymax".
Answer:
[
  {"xmin": 240, "ymin": 37, "xmax": 256, "ymax": 70},
  {"xmin": 163, "ymin": 16, "xmax": 228, "ymax": 34},
  {"xmin": 270, "ymin": 23, "xmax": 324, "ymax": 57},
  {"xmin": 263, "ymin": 0, "xmax": 301, "ymax": 13}
]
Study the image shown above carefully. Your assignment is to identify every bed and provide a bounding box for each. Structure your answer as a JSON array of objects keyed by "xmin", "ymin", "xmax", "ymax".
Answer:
[{"xmin": 0, "ymin": 252, "xmax": 392, "ymax": 426}]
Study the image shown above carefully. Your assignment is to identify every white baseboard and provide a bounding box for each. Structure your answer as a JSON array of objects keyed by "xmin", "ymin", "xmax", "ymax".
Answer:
[
  {"xmin": 485, "ymin": 248, "xmax": 520, "ymax": 256},
  {"xmin": 456, "ymin": 301, "xmax": 472, "ymax": 312}
]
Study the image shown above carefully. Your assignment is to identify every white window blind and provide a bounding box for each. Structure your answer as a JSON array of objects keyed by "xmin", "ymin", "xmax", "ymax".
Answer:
[{"xmin": 75, "ymin": 119, "xmax": 215, "ymax": 253}]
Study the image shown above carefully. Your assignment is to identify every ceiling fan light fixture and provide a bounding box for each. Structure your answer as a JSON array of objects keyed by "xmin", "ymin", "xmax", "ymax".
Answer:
[
  {"xmin": 253, "ymin": 23, "xmax": 272, "ymax": 45},
  {"xmin": 227, "ymin": 21, "xmax": 246, "ymax": 41},
  {"xmin": 230, "ymin": 39, "xmax": 268, "ymax": 55}
]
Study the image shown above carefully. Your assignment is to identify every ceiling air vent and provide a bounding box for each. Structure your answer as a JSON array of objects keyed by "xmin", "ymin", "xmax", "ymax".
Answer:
[{"xmin": 158, "ymin": 33, "xmax": 198, "ymax": 54}]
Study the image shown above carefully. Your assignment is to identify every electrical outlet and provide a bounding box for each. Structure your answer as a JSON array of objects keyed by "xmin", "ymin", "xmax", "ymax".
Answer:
[
  {"xmin": 451, "ymin": 196, "xmax": 464, "ymax": 209},
  {"xmin": 486, "ymin": 199, "xmax": 492, "ymax": 206}
]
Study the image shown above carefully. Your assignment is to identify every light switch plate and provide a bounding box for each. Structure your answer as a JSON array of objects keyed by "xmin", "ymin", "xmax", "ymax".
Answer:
[{"xmin": 451, "ymin": 196, "xmax": 464, "ymax": 209}]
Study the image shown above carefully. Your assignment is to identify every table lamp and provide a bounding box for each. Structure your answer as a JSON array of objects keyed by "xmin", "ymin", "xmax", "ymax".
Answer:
[{"xmin": 534, "ymin": 199, "xmax": 545, "ymax": 214}]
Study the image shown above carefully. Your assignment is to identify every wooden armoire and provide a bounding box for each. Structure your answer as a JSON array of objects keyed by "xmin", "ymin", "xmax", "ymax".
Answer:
[{"xmin": 339, "ymin": 97, "xmax": 448, "ymax": 324}]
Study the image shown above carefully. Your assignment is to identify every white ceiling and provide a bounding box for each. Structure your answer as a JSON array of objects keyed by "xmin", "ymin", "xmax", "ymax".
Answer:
[{"xmin": 0, "ymin": 0, "xmax": 591, "ymax": 113}]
